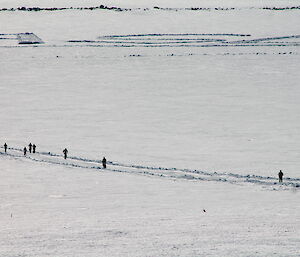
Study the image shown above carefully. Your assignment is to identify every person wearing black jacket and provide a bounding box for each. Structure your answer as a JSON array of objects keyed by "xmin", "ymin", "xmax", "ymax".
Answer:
[
  {"xmin": 102, "ymin": 157, "xmax": 107, "ymax": 169},
  {"xmin": 278, "ymin": 170, "xmax": 283, "ymax": 183},
  {"xmin": 63, "ymin": 148, "xmax": 68, "ymax": 159}
]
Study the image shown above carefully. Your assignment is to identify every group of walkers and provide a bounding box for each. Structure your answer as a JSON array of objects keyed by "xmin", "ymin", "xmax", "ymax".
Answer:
[
  {"xmin": 3, "ymin": 142, "xmax": 37, "ymax": 155},
  {"xmin": 3, "ymin": 143, "xmax": 108, "ymax": 169},
  {"xmin": 23, "ymin": 143, "xmax": 37, "ymax": 155}
]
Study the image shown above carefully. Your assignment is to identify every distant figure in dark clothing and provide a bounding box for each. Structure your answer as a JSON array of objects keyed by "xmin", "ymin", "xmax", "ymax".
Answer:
[
  {"xmin": 63, "ymin": 148, "xmax": 68, "ymax": 159},
  {"xmin": 32, "ymin": 144, "xmax": 36, "ymax": 153},
  {"xmin": 102, "ymin": 157, "xmax": 107, "ymax": 169},
  {"xmin": 278, "ymin": 170, "xmax": 283, "ymax": 183},
  {"xmin": 28, "ymin": 143, "xmax": 32, "ymax": 153},
  {"xmin": 4, "ymin": 143, "xmax": 7, "ymax": 153},
  {"xmin": 23, "ymin": 147, "xmax": 27, "ymax": 156}
]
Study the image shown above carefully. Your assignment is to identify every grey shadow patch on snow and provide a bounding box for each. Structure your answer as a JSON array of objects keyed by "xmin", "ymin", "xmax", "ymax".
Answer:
[
  {"xmin": 0, "ymin": 32, "xmax": 44, "ymax": 45},
  {"xmin": 17, "ymin": 33, "xmax": 44, "ymax": 44},
  {"xmin": 104, "ymin": 230, "xmax": 129, "ymax": 237}
]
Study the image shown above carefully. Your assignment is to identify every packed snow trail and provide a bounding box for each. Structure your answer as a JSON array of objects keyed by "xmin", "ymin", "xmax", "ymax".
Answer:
[{"xmin": 1, "ymin": 147, "xmax": 299, "ymax": 190}]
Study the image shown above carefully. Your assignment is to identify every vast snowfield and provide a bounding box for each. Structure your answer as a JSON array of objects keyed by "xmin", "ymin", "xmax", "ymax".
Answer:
[{"xmin": 1, "ymin": 0, "xmax": 300, "ymax": 256}]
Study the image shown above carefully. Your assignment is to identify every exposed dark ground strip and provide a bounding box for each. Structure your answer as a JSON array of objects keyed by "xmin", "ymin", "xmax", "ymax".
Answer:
[
  {"xmin": 0, "ymin": 5, "xmax": 128, "ymax": 12},
  {"xmin": 0, "ymin": 6, "xmax": 299, "ymax": 12}
]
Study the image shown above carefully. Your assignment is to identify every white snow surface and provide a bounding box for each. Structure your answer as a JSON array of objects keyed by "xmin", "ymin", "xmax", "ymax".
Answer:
[
  {"xmin": 1, "ymin": 156, "xmax": 300, "ymax": 257},
  {"xmin": 1, "ymin": 0, "xmax": 300, "ymax": 256}
]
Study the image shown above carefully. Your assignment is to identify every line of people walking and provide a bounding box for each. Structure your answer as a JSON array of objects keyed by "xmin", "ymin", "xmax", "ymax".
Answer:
[
  {"xmin": 4, "ymin": 142, "xmax": 37, "ymax": 155},
  {"xmin": 3, "ymin": 143, "xmax": 107, "ymax": 169},
  {"xmin": 2, "ymin": 143, "xmax": 286, "ymax": 176},
  {"xmin": 62, "ymin": 147, "xmax": 107, "ymax": 169}
]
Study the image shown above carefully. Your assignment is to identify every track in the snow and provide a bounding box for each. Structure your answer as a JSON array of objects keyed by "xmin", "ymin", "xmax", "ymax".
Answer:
[
  {"xmin": 69, "ymin": 33, "xmax": 300, "ymax": 48},
  {"xmin": 1, "ymin": 33, "xmax": 300, "ymax": 54},
  {"xmin": 1, "ymin": 146, "xmax": 299, "ymax": 190}
]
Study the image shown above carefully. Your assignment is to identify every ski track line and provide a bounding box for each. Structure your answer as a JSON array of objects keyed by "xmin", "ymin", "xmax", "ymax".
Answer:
[
  {"xmin": 70, "ymin": 34, "xmax": 300, "ymax": 48},
  {"xmin": 68, "ymin": 40, "xmax": 229, "ymax": 45},
  {"xmin": 0, "ymin": 33, "xmax": 17, "ymax": 36},
  {"xmin": 94, "ymin": 38, "xmax": 228, "ymax": 42},
  {"xmin": 66, "ymin": 43, "xmax": 300, "ymax": 48},
  {"xmin": 229, "ymin": 35, "xmax": 300, "ymax": 44},
  {"xmin": 2, "ymin": 33, "xmax": 300, "ymax": 49},
  {"xmin": 1, "ymin": 147, "xmax": 299, "ymax": 189},
  {"xmin": 98, "ymin": 33, "xmax": 252, "ymax": 38},
  {"xmin": 2, "ymin": 43, "xmax": 299, "ymax": 49}
]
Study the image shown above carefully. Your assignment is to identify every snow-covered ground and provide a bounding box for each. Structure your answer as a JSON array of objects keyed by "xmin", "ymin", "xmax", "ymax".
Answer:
[
  {"xmin": 1, "ymin": 0, "xmax": 300, "ymax": 256},
  {"xmin": 1, "ymin": 156, "xmax": 300, "ymax": 257}
]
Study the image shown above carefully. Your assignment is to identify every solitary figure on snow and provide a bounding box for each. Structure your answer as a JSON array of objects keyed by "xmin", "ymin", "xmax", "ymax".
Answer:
[
  {"xmin": 28, "ymin": 143, "xmax": 32, "ymax": 153},
  {"xmin": 102, "ymin": 157, "xmax": 107, "ymax": 169},
  {"xmin": 32, "ymin": 144, "xmax": 36, "ymax": 153},
  {"xmin": 23, "ymin": 147, "xmax": 27, "ymax": 156},
  {"xmin": 4, "ymin": 143, "xmax": 7, "ymax": 153},
  {"xmin": 63, "ymin": 148, "xmax": 68, "ymax": 159},
  {"xmin": 278, "ymin": 170, "xmax": 283, "ymax": 183}
]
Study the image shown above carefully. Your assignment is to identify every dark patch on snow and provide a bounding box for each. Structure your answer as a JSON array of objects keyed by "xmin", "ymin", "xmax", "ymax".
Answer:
[
  {"xmin": 0, "ymin": 5, "xmax": 299, "ymax": 13},
  {"xmin": 0, "ymin": 5, "xmax": 131, "ymax": 12}
]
